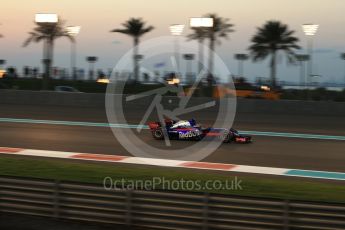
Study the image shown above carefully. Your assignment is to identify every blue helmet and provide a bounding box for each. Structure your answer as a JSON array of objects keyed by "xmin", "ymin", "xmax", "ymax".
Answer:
[{"xmin": 189, "ymin": 119, "xmax": 196, "ymax": 127}]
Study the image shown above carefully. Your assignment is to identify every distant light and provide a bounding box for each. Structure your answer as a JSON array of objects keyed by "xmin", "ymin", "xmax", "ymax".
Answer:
[
  {"xmin": 302, "ymin": 24, "xmax": 319, "ymax": 36},
  {"xmin": 0, "ymin": 69, "xmax": 6, "ymax": 78},
  {"xmin": 190, "ymin": 17, "xmax": 214, "ymax": 28},
  {"xmin": 260, "ymin": 85, "xmax": 271, "ymax": 91},
  {"xmin": 167, "ymin": 78, "xmax": 180, "ymax": 85},
  {"xmin": 97, "ymin": 78, "xmax": 110, "ymax": 84},
  {"xmin": 170, "ymin": 24, "xmax": 184, "ymax": 36},
  {"xmin": 35, "ymin": 13, "xmax": 58, "ymax": 23},
  {"xmin": 66, "ymin": 26, "xmax": 81, "ymax": 36}
]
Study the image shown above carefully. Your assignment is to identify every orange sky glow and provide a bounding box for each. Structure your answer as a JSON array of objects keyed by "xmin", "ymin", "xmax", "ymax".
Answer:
[{"xmin": 1, "ymin": 0, "xmax": 345, "ymax": 82}]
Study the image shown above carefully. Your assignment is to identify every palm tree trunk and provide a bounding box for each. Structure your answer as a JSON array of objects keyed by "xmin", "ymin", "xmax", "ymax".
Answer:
[
  {"xmin": 42, "ymin": 39, "xmax": 52, "ymax": 90},
  {"xmin": 208, "ymin": 36, "xmax": 215, "ymax": 75},
  {"xmin": 198, "ymin": 39, "xmax": 204, "ymax": 74},
  {"xmin": 133, "ymin": 37, "xmax": 139, "ymax": 82},
  {"xmin": 48, "ymin": 39, "xmax": 54, "ymax": 86},
  {"xmin": 207, "ymin": 36, "xmax": 215, "ymax": 87},
  {"xmin": 238, "ymin": 59, "xmax": 244, "ymax": 77},
  {"xmin": 270, "ymin": 51, "xmax": 277, "ymax": 88}
]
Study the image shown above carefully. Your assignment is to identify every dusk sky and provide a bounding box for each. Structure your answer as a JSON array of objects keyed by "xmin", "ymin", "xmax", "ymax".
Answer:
[{"xmin": 1, "ymin": 0, "xmax": 345, "ymax": 83}]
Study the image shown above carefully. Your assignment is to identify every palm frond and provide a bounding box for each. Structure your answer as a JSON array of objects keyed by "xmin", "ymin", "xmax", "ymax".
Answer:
[
  {"xmin": 139, "ymin": 25, "xmax": 154, "ymax": 35},
  {"xmin": 186, "ymin": 27, "xmax": 208, "ymax": 42},
  {"xmin": 23, "ymin": 18, "xmax": 74, "ymax": 46},
  {"xmin": 249, "ymin": 20, "xmax": 300, "ymax": 62},
  {"xmin": 203, "ymin": 13, "xmax": 235, "ymax": 45},
  {"xmin": 111, "ymin": 18, "xmax": 154, "ymax": 38},
  {"xmin": 110, "ymin": 28, "xmax": 130, "ymax": 34},
  {"xmin": 23, "ymin": 36, "xmax": 33, "ymax": 47},
  {"xmin": 187, "ymin": 13, "xmax": 234, "ymax": 46}
]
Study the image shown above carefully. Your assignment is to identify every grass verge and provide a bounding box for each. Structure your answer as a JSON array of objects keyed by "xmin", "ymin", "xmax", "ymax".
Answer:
[{"xmin": 0, "ymin": 155, "xmax": 344, "ymax": 203}]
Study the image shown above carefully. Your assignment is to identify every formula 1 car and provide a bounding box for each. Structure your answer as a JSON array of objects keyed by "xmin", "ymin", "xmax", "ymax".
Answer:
[{"xmin": 148, "ymin": 119, "xmax": 252, "ymax": 143}]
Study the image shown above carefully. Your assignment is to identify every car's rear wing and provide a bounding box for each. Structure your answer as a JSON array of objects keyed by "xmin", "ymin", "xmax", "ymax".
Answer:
[
  {"xmin": 148, "ymin": 122, "xmax": 160, "ymax": 130},
  {"xmin": 148, "ymin": 119, "xmax": 175, "ymax": 130}
]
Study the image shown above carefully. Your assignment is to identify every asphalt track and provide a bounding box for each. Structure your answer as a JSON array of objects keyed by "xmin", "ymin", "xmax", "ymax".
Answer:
[{"xmin": 0, "ymin": 104, "xmax": 344, "ymax": 174}]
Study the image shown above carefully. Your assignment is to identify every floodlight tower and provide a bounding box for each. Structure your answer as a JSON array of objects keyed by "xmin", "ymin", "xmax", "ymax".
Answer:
[{"xmin": 302, "ymin": 24, "xmax": 319, "ymax": 87}]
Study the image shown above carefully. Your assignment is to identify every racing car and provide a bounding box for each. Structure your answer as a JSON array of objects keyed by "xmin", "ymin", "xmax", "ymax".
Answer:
[{"xmin": 148, "ymin": 119, "xmax": 252, "ymax": 143}]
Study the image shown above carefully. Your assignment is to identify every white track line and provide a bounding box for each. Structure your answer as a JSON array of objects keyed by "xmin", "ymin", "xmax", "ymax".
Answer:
[{"xmin": 0, "ymin": 147, "xmax": 345, "ymax": 181}]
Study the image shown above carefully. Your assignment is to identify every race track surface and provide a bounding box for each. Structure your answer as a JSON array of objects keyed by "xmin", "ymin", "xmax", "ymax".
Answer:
[{"xmin": 0, "ymin": 104, "xmax": 344, "ymax": 173}]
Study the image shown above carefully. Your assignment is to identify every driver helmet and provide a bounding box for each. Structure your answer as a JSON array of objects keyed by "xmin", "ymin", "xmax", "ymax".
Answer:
[{"xmin": 189, "ymin": 118, "xmax": 196, "ymax": 127}]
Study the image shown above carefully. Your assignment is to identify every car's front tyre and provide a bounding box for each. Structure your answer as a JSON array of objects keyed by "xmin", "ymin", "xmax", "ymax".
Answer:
[{"xmin": 152, "ymin": 129, "xmax": 164, "ymax": 140}]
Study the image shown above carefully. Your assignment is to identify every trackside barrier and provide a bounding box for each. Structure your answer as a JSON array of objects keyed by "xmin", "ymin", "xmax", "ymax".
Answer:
[
  {"xmin": 1, "ymin": 90, "xmax": 345, "ymax": 116},
  {"xmin": 0, "ymin": 176, "xmax": 345, "ymax": 229}
]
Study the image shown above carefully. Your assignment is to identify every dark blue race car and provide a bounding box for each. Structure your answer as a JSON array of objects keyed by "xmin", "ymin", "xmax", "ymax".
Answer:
[{"xmin": 148, "ymin": 119, "xmax": 252, "ymax": 143}]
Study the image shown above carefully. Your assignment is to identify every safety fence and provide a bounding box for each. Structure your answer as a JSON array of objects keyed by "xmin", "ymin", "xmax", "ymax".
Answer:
[{"xmin": 0, "ymin": 176, "xmax": 344, "ymax": 230}]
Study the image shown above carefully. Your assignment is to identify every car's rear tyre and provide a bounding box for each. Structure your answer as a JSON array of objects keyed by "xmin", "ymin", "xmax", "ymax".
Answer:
[
  {"xmin": 152, "ymin": 129, "xmax": 164, "ymax": 140},
  {"xmin": 193, "ymin": 135, "xmax": 202, "ymax": 141},
  {"xmin": 222, "ymin": 132, "xmax": 233, "ymax": 143}
]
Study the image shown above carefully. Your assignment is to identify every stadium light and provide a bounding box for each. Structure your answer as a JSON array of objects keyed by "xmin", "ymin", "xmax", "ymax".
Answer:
[
  {"xmin": 34, "ymin": 13, "xmax": 58, "ymax": 89},
  {"xmin": 66, "ymin": 26, "xmax": 81, "ymax": 36},
  {"xmin": 66, "ymin": 26, "xmax": 81, "ymax": 80},
  {"xmin": 190, "ymin": 17, "xmax": 214, "ymax": 28},
  {"xmin": 169, "ymin": 24, "xmax": 185, "ymax": 71},
  {"xmin": 35, "ymin": 13, "xmax": 58, "ymax": 23},
  {"xmin": 302, "ymin": 24, "xmax": 319, "ymax": 89},
  {"xmin": 169, "ymin": 24, "xmax": 184, "ymax": 36},
  {"xmin": 190, "ymin": 17, "xmax": 213, "ymax": 74},
  {"xmin": 302, "ymin": 24, "xmax": 319, "ymax": 36}
]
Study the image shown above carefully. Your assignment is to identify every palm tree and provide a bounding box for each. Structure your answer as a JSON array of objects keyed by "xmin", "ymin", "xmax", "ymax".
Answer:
[
  {"xmin": 187, "ymin": 14, "xmax": 234, "ymax": 82},
  {"xmin": 249, "ymin": 21, "xmax": 300, "ymax": 88},
  {"xmin": 234, "ymin": 54, "xmax": 249, "ymax": 77},
  {"xmin": 187, "ymin": 27, "xmax": 208, "ymax": 74},
  {"xmin": 23, "ymin": 19, "xmax": 74, "ymax": 89},
  {"xmin": 111, "ymin": 18, "xmax": 154, "ymax": 82},
  {"xmin": 204, "ymin": 14, "xmax": 234, "ymax": 78}
]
